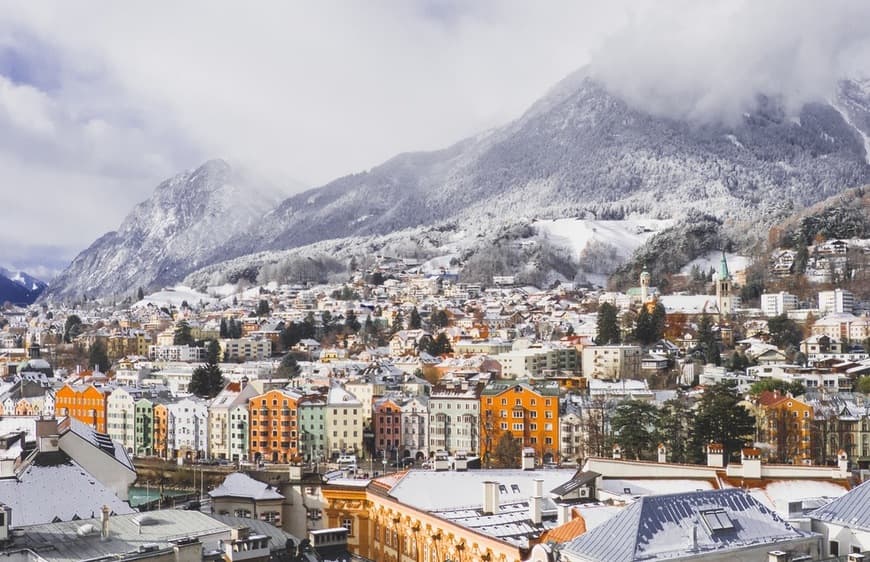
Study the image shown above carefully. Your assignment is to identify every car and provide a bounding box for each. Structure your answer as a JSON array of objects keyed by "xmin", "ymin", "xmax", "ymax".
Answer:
[{"xmin": 390, "ymin": 458, "xmax": 416, "ymax": 468}]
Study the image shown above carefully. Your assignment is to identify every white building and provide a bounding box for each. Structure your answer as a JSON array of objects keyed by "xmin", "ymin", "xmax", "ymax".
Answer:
[
  {"xmin": 428, "ymin": 379, "xmax": 483, "ymax": 455},
  {"xmin": 166, "ymin": 397, "xmax": 208, "ymax": 458},
  {"xmin": 105, "ymin": 387, "xmax": 143, "ymax": 454},
  {"xmin": 219, "ymin": 337, "xmax": 272, "ymax": 361},
  {"xmin": 208, "ymin": 378, "xmax": 259, "ymax": 460},
  {"xmin": 491, "ymin": 343, "xmax": 578, "ymax": 378},
  {"xmin": 761, "ymin": 291, "xmax": 799, "ymax": 317},
  {"xmin": 325, "ymin": 386, "xmax": 363, "ymax": 457},
  {"xmin": 581, "ymin": 345, "xmax": 642, "ymax": 381},
  {"xmin": 148, "ymin": 344, "xmax": 205, "ymax": 362},
  {"xmin": 400, "ymin": 396, "xmax": 429, "ymax": 460},
  {"xmin": 819, "ymin": 289, "xmax": 855, "ymax": 315}
]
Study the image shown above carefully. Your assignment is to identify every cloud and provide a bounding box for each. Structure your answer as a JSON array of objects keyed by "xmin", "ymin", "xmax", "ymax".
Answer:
[
  {"xmin": 2, "ymin": 1, "xmax": 870, "ymax": 279},
  {"xmin": 589, "ymin": 0, "xmax": 870, "ymax": 123}
]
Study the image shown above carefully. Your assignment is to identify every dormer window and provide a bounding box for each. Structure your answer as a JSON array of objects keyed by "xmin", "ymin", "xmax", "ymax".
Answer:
[{"xmin": 700, "ymin": 508, "xmax": 734, "ymax": 532}]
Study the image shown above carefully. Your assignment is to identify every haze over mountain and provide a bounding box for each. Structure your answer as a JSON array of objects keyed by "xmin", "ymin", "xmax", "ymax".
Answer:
[{"xmin": 44, "ymin": 72, "xmax": 870, "ymax": 300}]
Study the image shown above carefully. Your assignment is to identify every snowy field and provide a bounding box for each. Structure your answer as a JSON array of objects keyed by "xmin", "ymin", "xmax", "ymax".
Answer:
[
  {"xmin": 680, "ymin": 251, "xmax": 750, "ymax": 276},
  {"xmin": 535, "ymin": 218, "xmax": 674, "ymax": 259},
  {"xmin": 134, "ymin": 286, "xmax": 216, "ymax": 308}
]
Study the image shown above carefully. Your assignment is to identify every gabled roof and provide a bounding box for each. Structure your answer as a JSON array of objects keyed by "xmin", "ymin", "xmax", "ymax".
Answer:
[
  {"xmin": 811, "ymin": 479, "xmax": 870, "ymax": 532},
  {"xmin": 209, "ymin": 472, "xmax": 284, "ymax": 501},
  {"xmin": 550, "ymin": 471, "xmax": 600, "ymax": 497},
  {"xmin": 563, "ymin": 489, "xmax": 811, "ymax": 562}
]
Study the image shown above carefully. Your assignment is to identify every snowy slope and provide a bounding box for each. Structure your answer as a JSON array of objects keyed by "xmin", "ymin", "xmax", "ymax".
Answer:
[
  {"xmin": 46, "ymin": 160, "xmax": 287, "ymax": 300},
  {"xmin": 48, "ymin": 74, "xmax": 870, "ymax": 298},
  {"xmin": 536, "ymin": 219, "xmax": 672, "ymax": 260}
]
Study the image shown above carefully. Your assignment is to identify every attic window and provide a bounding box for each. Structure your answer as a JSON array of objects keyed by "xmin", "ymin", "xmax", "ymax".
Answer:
[
  {"xmin": 700, "ymin": 508, "xmax": 734, "ymax": 532},
  {"xmin": 499, "ymin": 485, "xmax": 508, "ymax": 494},
  {"xmin": 511, "ymin": 484, "xmax": 521, "ymax": 494}
]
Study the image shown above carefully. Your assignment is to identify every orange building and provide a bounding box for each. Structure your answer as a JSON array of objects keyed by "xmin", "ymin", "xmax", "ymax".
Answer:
[
  {"xmin": 480, "ymin": 381, "xmax": 561, "ymax": 464},
  {"xmin": 249, "ymin": 388, "xmax": 303, "ymax": 463},
  {"xmin": 153, "ymin": 404, "xmax": 169, "ymax": 459},
  {"xmin": 55, "ymin": 384, "xmax": 111, "ymax": 433},
  {"xmin": 760, "ymin": 393, "xmax": 814, "ymax": 465}
]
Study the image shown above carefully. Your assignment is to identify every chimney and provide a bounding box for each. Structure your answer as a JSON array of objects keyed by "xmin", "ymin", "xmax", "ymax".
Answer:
[
  {"xmin": 612, "ymin": 443, "xmax": 622, "ymax": 460},
  {"xmin": 522, "ymin": 447, "xmax": 535, "ymax": 470},
  {"xmin": 741, "ymin": 448, "xmax": 762, "ymax": 479},
  {"xmin": 838, "ymin": 449, "xmax": 849, "ymax": 475},
  {"xmin": 657, "ymin": 443, "xmax": 667, "ymax": 464},
  {"xmin": 706, "ymin": 443, "xmax": 724, "ymax": 468},
  {"xmin": 100, "ymin": 505, "xmax": 110, "ymax": 541},
  {"xmin": 483, "ymin": 481, "xmax": 499, "ymax": 515},
  {"xmin": 557, "ymin": 504, "xmax": 573, "ymax": 526},
  {"xmin": 529, "ymin": 479, "xmax": 543, "ymax": 525},
  {"xmin": 768, "ymin": 551, "xmax": 788, "ymax": 562}
]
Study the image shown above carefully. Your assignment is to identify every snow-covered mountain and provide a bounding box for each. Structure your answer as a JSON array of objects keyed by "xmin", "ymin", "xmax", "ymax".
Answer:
[
  {"xmin": 44, "ymin": 160, "xmax": 285, "ymax": 300},
  {"xmin": 47, "ymin": 73, "xmax": 870, "ymax": 298},
  {"xmin": 0, "ymin": 268, "xmax": 47, "ymax": 305}
]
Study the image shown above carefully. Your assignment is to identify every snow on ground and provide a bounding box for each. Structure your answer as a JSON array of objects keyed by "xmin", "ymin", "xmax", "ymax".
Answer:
[
  {"xmin": 134, "ymin": 286, "xmax": 216, "ymax": 309},
  {"xmin": 535, "ymin": 218, "xmax": 673, "ymax": 259},
  {"xmin": 680, "ymin": 251, "xmax": 750, "ymax": 276},
  {"xmin": 420, "ymin": 254, "xmax": 460, "ymax": 275}
]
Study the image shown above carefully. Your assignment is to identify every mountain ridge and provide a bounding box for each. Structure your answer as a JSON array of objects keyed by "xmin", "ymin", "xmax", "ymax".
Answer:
[{"xmin": 44, "ymin": 74, "xmax": 870, "ymax": 299}]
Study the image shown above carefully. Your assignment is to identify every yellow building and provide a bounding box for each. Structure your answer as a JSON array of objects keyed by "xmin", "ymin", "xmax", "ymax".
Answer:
[{"xmin": 322, "ymin": 468, "xmax": 578, "ymax": 562}]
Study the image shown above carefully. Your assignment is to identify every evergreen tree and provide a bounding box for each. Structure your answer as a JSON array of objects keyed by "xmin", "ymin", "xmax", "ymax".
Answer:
[
  {"xmin": 692, "ymin": 382, "xmax": 755, "ymax": 462},
  {"xmin": 656, "ymin": 396, "xmax": 695, "ymax": 464},
  {"xmin": 697, "ymin": 312, "xmax": 720, "ymax": 365},
  {"xmin": 257, "ymin": 299, "xmax": 271, "ymax": 317},
  {"xmin": 205, "ymin": 339, "xmax": 221, "ymax": 364},
  {"xmin": 610, "ymin": 400, "xmax": 660, "ymax": 460},
  {"xmin": 426, "ymin": 332, "xmax": 453, "ymax": 356},
  {"xmin": 63, "ymin": 314, "xmax": 83, "ymax": 343},
  {"xmin": 276, "ymin": 353, "xmax": 301, "ymax": 378},
  {"xmin": 392, "ymin": 310, "xmax": 404, "ymax": 334},
  {"xmin": 633, "ymin": 306, "xmax": 654, "ymax": 345},
  {"xmin": 137, "ymin": 287, "xmax": 145, "ymax": 301},
  {"xmin": 173, "ymin": 321, "xmax": 194, "ymax": 346},
  {"xmin": 767, "ymin": 314, "xmax": 803, "ymax": 349},
  {"xmin": 188, "ymin": 363, "xmax": 224, "ymax": 398},
  {"xmin": 344, "ymin": 310, "xmax": 361, "ymax": 333},
  {"xmin": 596, "ymin": 302, "xmax": 620, "ymax": 344},
  {"xmin": 220, "ymin": 318, "xmax": 228, "ymax": 338},
  {"xmin": 430, "ymin": 309, "xmax": 449, "ymax": 329},
  {"xmin": 89, "ymin": 340, "xmax": 109, "ymax": 372},
  {"xmin": 409, "ymin": 307, "xmax": 422, "ymax": 329}
]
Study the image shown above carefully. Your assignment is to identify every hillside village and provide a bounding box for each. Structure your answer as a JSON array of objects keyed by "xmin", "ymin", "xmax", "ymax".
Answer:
[{"xmin": 0, "ymin": 244, "xmax": 869, "ymax": 561}]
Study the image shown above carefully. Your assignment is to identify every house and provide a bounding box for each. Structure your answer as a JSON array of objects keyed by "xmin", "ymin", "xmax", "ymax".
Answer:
[
  {"xmin": 811, "ymin": 478, "xmax": 870, "ymax": 557},
  {"xmin": 209, "ymin": 472, "xmax": 285, "ymax": 526},
  {"xmin": 560, "ymin": 489, "xmax": 820, "ymax": 562},
  {"xmin": 480, "ymin": 381, "xmax": 561, "ymax": 464}
]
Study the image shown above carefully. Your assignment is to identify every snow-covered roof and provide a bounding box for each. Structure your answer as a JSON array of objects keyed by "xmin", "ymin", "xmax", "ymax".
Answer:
[
  {"xmin": 564, "ymin": 489, "xmax": 812, "ymax": 561},
  {"xmin": 384, "ymin": 468, "xmax": 575, "ymax": 512},
  {"xmin": 0, "ymin": 451, "xmax": 134, "ymax": 527},
  {"xmin": 810, "ymin": 479, "xmax": 870, "ymax": 532},
  {"xmin": 327, "ymin": 386, "xmax": 362, "ymax": 406},
  {"xmin": 209, "ymin": 472, "xmax": 284, "ymax": 501}
]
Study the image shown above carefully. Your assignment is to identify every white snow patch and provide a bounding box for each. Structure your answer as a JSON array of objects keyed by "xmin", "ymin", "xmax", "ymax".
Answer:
[
  {"xmin": 536, "ymin": 218, "xmax": 673, "ymax": 260},
  {"xmin": 133, "ymin": 285, "xmax": 215, "ymax": 308},
  {"xmin": 680, "ymin": 251, "xmax": 750, "ymax": 276},
  {"xmin": 725, "ymin": 134, "xmax": 744, "ymax": 149},
  {"xmin": 831, "ymin": 100, "xmax": 870, "ymax": 165}
]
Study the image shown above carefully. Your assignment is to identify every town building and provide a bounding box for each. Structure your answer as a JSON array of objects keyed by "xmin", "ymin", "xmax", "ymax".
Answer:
[
  {"xmin": 580, "ymin": 345, "xmax": 642, "ymax": 381},
  {"xmin": 429, "ymin": 378, "xmax": 484, "ymax": 455},
  {"xmin": 480, "ymin": 380, "xmax": 561, "ymax": 464},
  {"xmin": 249, "ymin": 388, "xmax": 303, "ymax": 463},
  {"xmin": 326, "ymin": 386, "xmax": 363, "ymax": 457},
  {"xmin": 761, "ymin": 291, "xmax": 799, "ymax": 317}
]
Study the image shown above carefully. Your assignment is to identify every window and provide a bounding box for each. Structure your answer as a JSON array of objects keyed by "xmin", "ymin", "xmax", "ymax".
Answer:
[
  {"xmin": 342, "ymin": 517, "xmax": 354, "ymax": 536},
  {"xmin": 700, "ymin": 509, "xmax": 734, "ymax": 532},
  {"xmin": 829, "ymin": 541, "xmax": 839, "ymax": 556}
]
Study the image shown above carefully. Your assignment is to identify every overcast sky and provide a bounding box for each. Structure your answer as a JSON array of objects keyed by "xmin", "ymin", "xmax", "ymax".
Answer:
[{"xmin": 2, "ymin": 1, "xmax": 869, "ymax": 279}]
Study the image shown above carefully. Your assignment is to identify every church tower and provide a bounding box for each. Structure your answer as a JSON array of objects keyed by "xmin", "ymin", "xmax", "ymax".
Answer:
[
  {"xmin": 715, "ymin": 251, "xmax": 732, "ymax": 317},
  {"xmin": 640, "ymin": 266, "xmax": 651, "ymax": 304}
]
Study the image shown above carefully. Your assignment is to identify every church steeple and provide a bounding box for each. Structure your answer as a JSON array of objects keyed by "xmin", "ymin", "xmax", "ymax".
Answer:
[
  {"xmin": 718, "ymin": 250, "xmax": 730, "ymax": 282},
  {"xmin": 716, "ymin": 250, "xmax": 733, "ymax": 318}
]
